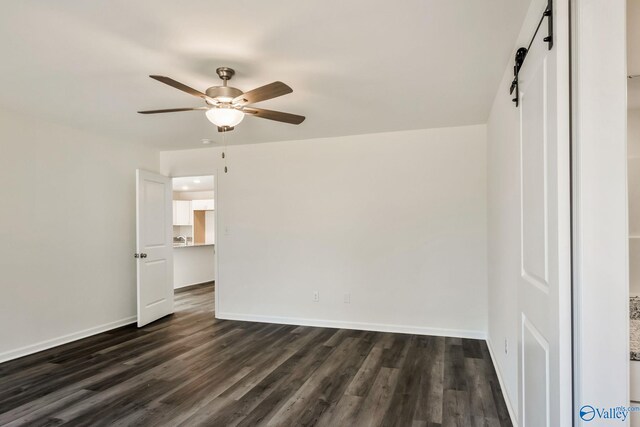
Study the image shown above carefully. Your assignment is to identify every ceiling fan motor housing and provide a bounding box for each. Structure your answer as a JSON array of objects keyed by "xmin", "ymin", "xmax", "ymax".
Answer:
[
  {"xmin": 205, "ymin": 86, "xmax": 243, "ymax": 102},
  {"xmin": 204, "ymin": 67, "xmax": 243, "ymax": 104}
]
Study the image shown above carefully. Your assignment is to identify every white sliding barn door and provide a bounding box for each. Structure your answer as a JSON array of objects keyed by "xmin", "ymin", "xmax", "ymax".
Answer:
[
  {"xmin": 136, "ymin": 169, "xmax": 174, "ymax": 327},
  {"xmin": 517, "ymin": 4, "xmax": 571, "ymax": 426}
]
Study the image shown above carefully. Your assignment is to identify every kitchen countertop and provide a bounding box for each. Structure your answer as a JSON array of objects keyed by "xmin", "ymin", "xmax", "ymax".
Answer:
[
  {"xmin": 631, "ymin": 297, "xmax": 639, "ymax": 361},
  {"xmin": 173, "ymin": 242, "xmax": 215, "ymax": 248}
]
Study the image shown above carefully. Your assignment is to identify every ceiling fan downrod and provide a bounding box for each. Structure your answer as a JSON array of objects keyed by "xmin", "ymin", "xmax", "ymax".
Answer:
[{"xmin": 216, "ymin": 67, "xmax": 235, "ymax": 86}]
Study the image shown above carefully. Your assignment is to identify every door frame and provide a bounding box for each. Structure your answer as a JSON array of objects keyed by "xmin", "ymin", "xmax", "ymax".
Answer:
[
  {"xmin": 570, "ymin": 0, "xmax": 630, "ymax": 423},
  {"xmin": 169, "ymin": 171, "xmax": 219, "ymax": 315}
]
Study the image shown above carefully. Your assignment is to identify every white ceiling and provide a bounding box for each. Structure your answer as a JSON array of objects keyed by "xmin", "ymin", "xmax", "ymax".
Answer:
[
  {"xmin": 172, "ymin": 175, "xmax": 214, "ymax": 192},
  {"xmin": 0, "ymin": 0, "xmax": 532, "ymax": 150}
]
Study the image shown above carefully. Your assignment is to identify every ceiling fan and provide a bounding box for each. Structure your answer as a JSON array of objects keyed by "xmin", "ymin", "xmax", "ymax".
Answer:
[{"xmin": 138, "ymin": 67, "xmax": 305, "ymax": 132}]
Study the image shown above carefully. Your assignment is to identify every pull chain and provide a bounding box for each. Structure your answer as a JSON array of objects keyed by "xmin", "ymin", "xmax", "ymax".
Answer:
[{"xmin": 222, "ymin": 131, "xmax": 228, "ymax": 173}]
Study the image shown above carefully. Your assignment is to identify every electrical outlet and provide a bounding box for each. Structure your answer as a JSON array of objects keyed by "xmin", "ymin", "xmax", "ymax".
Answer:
[
  {"xmin": 344, "ymin": 293, "xmax": 351, "ymax": 304},
  {"xmin": 313, "ymin": 291, "xmax": 320, "ymax": 302},
  {"xmin": 504, "ymin": 338, "xmax": 508, "ymax": 355}
]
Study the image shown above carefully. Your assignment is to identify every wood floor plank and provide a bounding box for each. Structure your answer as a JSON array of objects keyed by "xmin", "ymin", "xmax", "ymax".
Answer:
[
  {"xmin": 235, "ymin": 334, "xmax": 338, "ymax": 427},
  {"xmin": 318, "ymin": 394, "xmax": 363, "ymax": 427},
  {"xmin": 355, "ymin": 366, "xmax": 400, "ymax": 427},
  {"xmin": 3, "ymin": 390, "xmax": 93, "ymax": 427},
  {"xmin": 186, "ymin": 330, "xmax": 337, "ymax": 426},
  {"xmin": 345, "ymin": 346, "xmax": 384, "ymax": 397},
  {"xmin": 413, "ymin": 336, "xmax": 445, "ymax": 425},
  {"xmin": 0, "ymin": 284, "xmax": 513, "ymax": 426},
  {"xmin": 265, "ymin": 336, "xmax": 364, "ymax": 425}
]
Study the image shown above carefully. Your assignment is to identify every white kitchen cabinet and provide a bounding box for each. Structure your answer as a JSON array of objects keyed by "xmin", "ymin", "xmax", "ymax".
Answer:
[
  {"xmin": 173, "ymin": 200, "xmax": 192, "ymax": 225},
  {"xmin": 191, "ymin": 199, "xmax": 214, "ymax": 211}
]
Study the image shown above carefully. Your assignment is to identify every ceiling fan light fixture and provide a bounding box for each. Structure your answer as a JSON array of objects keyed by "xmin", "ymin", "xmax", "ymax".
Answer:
[
  {"xmin": 205, "ymin": 107, "xmax": 245, "ymax": 127},
  {"xmin": 139, "ymin": 69, "xmax": 305, "ymax": 130}
]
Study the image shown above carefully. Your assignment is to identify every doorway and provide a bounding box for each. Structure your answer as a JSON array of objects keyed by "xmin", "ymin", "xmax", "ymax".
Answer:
[{"xmin": 171, "ymin": 175, "xmax": 217, "ymax": 311}]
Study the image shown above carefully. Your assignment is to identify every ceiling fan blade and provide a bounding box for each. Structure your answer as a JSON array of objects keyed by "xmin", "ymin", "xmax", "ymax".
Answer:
[
  {"xmin": 243, "ymin": 107, "xmax": 305, "ymax": 125},
  {"xmin": 233, "ymin": 81, "xmax": 293, "ymax": 105},
  {"xmin": 138, "ymin": 107, "xmax": 208, "ymax": 114},
  {"xmin": 149, "ymin": 75, "xmax": 216, "ymax": 103}
]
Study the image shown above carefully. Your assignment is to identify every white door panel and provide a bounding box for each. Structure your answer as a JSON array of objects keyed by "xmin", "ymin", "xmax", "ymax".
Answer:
[
  {"xmin": 517, "ymin": 3, "xmax": 570, "ymax": 425},
  {"xmin": 521, "ymin": 57, "xmax": 550, "ymax": 291},
  {"xmin": 136, "ymin": 169, "xmax": 174, "ymax": 327},
  {"xmin": 144, "ymin": 180, "xmax": 169, "ymax": 246},
  {"xmin": 523, "ymin": 315, "xmax": 550, "ymax": 427}
]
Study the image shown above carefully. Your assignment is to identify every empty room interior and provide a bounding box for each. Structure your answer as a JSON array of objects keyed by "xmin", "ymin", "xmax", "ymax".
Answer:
[{"xmin": 0, "ymin": 1, "xmax": 634, "ymax": 426}]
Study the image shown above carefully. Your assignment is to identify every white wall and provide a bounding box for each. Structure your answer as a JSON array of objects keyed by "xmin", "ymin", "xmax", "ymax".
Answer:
[
  {"xmin": 629, "ymin": 109, "xmax": 640, "ymax": 158},
  {"xmin": 0, "ymin": 107, "xmax": 158, "ymax": 362},
  {"xmin": 173, "ymin": 225, "xmax": 192, "ymax": 240},
  {"xmin": 161, "ymin": 126, "xmax": 488, "ymax": 337},
  {"xmin": 630, "ymin": 109, "xmax": 640, "ymax": 296}
]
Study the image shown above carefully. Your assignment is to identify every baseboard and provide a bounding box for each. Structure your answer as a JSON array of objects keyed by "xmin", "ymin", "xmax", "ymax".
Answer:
[
  {"xmin": 486, "ymin": 338, "xmax": 518, "ymax": 426},
  {"xmin": 0, "ymin": 316, "xmax": 137, "ymax": 364},
  {"xmin": 215, "ymin": 312, "xmax": 487, "ymax": 340}
]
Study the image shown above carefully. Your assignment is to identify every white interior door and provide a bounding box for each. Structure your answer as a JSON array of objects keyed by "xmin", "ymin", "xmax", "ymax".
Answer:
[
  {"xmin": 517, "ymin": 5, "xmax": 571, "ymax": 427},
  {"xmin": 136, "ymin": 169, "xmax": 174, "ymax": 327}
]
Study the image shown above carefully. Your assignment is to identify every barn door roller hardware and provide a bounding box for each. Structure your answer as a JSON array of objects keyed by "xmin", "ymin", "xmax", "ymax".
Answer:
[{"xmin": 509, "ymin": 0, "xmax": 553, "ymax": 107}]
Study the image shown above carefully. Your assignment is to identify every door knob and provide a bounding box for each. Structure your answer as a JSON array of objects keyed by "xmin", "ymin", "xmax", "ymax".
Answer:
[{"xmin": 140, "ymin": 253, "xmax": 148, "ymax": 258}]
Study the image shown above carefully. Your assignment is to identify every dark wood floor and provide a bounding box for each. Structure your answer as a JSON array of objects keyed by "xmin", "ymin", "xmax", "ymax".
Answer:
[{"xmin": 0, "ymin": 283, "xmax": 512, "ymax": 426}]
